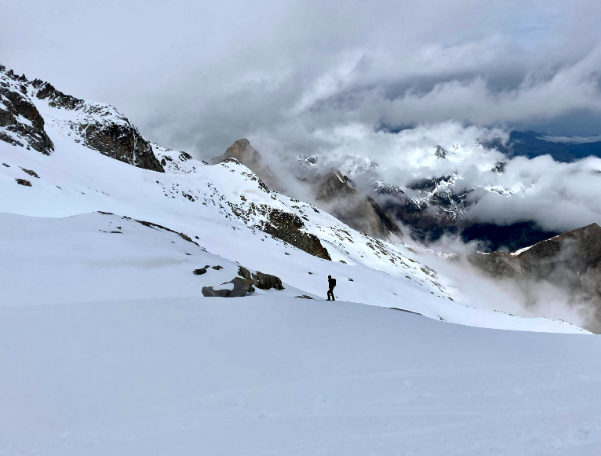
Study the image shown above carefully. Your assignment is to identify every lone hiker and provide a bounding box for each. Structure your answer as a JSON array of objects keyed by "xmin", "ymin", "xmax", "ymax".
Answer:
[{"xmin": 327, "ymin": 275, "xmax": 336, "ymax": 301}]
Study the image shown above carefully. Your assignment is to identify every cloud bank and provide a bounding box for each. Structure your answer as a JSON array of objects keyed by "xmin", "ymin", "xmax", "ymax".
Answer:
[
  {"xmin": 2, "ymin": 0, "xmax": 601, "ymax": 157},
  {"xmin": 3, "ymin": 0, "xmax": 601, "ymax": 233}
]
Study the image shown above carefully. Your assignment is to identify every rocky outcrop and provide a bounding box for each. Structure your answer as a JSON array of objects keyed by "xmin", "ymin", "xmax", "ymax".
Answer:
[
  {"xmin": 202, "ymin": 277, "xmax": 255, "ymax": 297},
  {"xmin": 0, "ymin": 65, "xmax": 163, "ymax": 172},
  {"xmin": 261, "ymin": 208, "xmax": 331, "ymax": 260},
  {"xmin": 32, "ymin": 79, "xmax": 164, "ymax": 172},
  {"xmin": 211, "ymin": 139, "xmax": 281, "ymax": 190},
  {"xmin": 0, "ymin": 67, "xmax": 54, "ymax": 154},
  {"xmin": 202, "ymin": 266, "xmax": 285, "ymax": 297},
  {"xmin": 238, "ymin": 266, "xmax": 285, "ymax": 290},
  {"xmin": 313, "ymin": 169, "xmax": 400, "ymax": 239},
  {"xmin": 251, "ymin": 271, "xmax": 284, "ymax": 290}
]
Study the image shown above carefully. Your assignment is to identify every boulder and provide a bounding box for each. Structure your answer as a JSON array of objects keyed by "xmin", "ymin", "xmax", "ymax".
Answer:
[
  {"xmin": 202, "ymin": 277, "xmax": 255, "ymax": 298},
  {"xmin": 251, "ymin": 271, "xmax": 284, "ymax": 290},
  {"xmin": 15, "ymin": 178, "xmax": 32, "ymax": 187}
]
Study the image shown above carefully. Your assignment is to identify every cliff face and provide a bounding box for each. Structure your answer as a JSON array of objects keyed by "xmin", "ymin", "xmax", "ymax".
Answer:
[
  {"xmin": 313, "ymin": 169, "xmax": 400, "ymax": 239},
  {"xmin": 0, "ymin": 67, "xmax": 54, "ymax": 154}
]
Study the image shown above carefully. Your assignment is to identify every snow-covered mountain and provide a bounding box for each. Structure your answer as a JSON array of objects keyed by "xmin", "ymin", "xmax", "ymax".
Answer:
[
  {"xmin": 1, "ymin": 64, "xmax": 585, "ymax": 333},
  {"xmin": 297, "ymin": 145, "xmax": 558, "ymax": 250}
]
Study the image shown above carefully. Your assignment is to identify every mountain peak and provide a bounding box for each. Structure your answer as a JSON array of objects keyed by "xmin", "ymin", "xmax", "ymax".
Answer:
[{"xmin": 211, "ymin": 139, "xmax": 281, "ymax": 190}]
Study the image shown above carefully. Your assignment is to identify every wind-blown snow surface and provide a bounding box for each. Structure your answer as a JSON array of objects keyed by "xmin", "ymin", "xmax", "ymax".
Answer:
[{"xmin": 1, "ymin": 297, "xmax": 601, "ymax": 456}]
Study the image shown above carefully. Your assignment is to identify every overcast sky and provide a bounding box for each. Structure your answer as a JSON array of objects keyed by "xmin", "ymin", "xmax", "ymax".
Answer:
[{"xmin": 2, "ymin": 0, "xmax": 601, "ymax": 158}]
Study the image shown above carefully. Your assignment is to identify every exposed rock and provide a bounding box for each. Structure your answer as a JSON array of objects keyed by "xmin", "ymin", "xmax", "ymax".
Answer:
[
  {"xmin": 34, "ymin": 76, "xmax": 163, "ymax": 172},
  {"xmin": 313, "ymin": 168, "xmax": 399, "ymax": 239},
  {"xmin": 252, "ymin": 271, "xmax": 284, "ymax": 290},
  {"xmin": 201, "ymin": 286, "xmax": 230, "ymax": 297},
  {"xmin": 237, "ymin": 265, "xmax": 284, "ymax": 290},
  {"xmin": 202, "ymin": 277, "xmax": 255, "ymax": 298},
  {"xmin": 238, "ymin": 266, "xmax": 252, "ymax": 280},
  {"xmin": 1, "ymin": 66, "xmax": 163, "ymax": 171},
  {"xmin": 2, "ymin": 163, "xmax": 9, "ymax": 167},
  {"xmin": 193, "ymin": 267, "xmax": 208, "ymax": 275},
  {"xmin": 295, "ymin": 295, "xmax": 314, "ymax": 299},
  {"xmin": 15, "ymin": 178, "xmax": 32, "ymax": 187},
  {"xmin": 212, "ymin": 265, "xmax": 223, "ymax": 270},
  {"xmin": 211, "ymin": 139, "xmax": 282, "ymax": 190},
  {"xmin": 81, "ymin": 121, "xmax": 164, "ymax": 172},
  {"xmin": 134, "ymin": 219, "xmax": 201, "ymax": 247},
  {"xmin": 0, "ymin": 68, "xmax": 54, "ymax": 154},
  {"xmin": 261, "ymin": 208, "xmax": 331, "ymax": 260},
  {"xmin": 21, "ymin": 168, "xmax": 39, "ymax": 178}
]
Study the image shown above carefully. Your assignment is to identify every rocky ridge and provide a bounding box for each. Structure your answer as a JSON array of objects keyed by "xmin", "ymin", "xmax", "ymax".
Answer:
[{"xmin": 0, "ymin": 65, "xmax": 164, "ymax": 172}]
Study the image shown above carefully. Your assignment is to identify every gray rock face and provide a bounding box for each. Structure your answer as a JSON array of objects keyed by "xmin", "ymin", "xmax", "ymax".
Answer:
[
  {"xmin": 21, "ymin": 168, "xmax": 39, "ymax": 178},
  {"xmin": 211, "ymin": 139, "xmax": 282, "ymax": 191},
  {"xmin": 313, "ymin": 169, "xmax": 400, "ymax": 239},
  {"xmin": 0, "ymin": 68, "xmax": 54, "ymax": 154},
  {"xmin": 202, "ymin": 277, "xmax": 256, "ymax": 298},
  {"xmin": 32, "ymin": 79, "xmax": 164, "ymax": 172},
  {"xmin": 238, "ymin": 266, "xmax": 252, "ymax": 280},
  {"xmin": 251, "ymin": 271, "xmax": 284, "ymax": 290},
  {"xmin": 238, "ymin": 266, "xmax": 285, "ymax": 290},
  {"xmin": 261, "ymin": 208, "xmax": 331, "ymax": 260}
]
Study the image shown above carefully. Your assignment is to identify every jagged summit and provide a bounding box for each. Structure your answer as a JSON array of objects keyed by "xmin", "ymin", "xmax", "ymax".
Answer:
[{"xmin": 211, "ymin": 138, "xmax": 282, "ymax": 190}]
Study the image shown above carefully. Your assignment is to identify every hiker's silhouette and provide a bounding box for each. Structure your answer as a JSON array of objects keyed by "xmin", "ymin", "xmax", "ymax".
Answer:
[{"xmin": 327, "ymin": 275, "xmax": 336, "ymax": 301}]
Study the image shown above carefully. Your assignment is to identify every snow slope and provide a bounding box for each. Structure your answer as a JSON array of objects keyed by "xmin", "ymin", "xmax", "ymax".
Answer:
[
  {"xmin": 1, "ymin": 210, "xmax": 586, "ymax": 333},
  {"xmin": 0, "ymin": 144, "xmax": 587, "ymax": 333},
  {"xmin": 0, "ymin": 65, "xmax": 592, "ymax": 331},
  {"xmin": 1, "ymin": 297, "xmax": 600, "ymax": 456}
]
